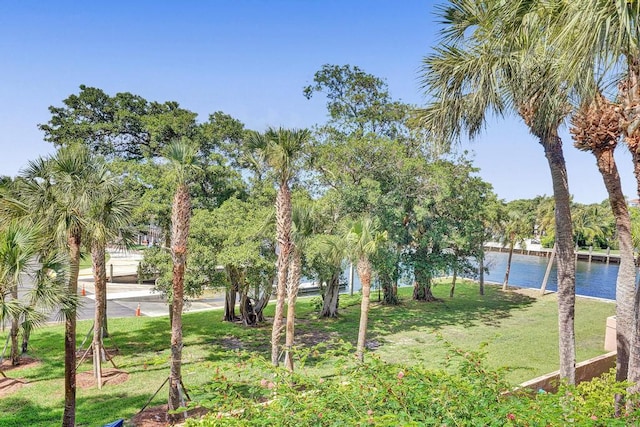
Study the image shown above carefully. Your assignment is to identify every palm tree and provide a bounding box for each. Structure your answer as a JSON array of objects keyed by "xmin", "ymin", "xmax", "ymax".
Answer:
[
  {"xmin": 417, "ymin": 0, "xmax": 577, "ymax": 383},
  {"xmin": 248, "ymin": 127, "xmax": 310, "ymax": 367},
  {"xmin": 19, "ymin": 144, "xmax": 108, "ymax": 426},
  {"xmin": 344, "ymin": 216, "xmax": 387, "ymax": 362},
  {"xmin": 0, "ymin": 221, "xmax": 40, "ymax": 366},
  {"xmin": 571, "ymin": 204, "xmax": 609, "ymax": 250},
  {"xmin": 571, "ymin": 92, "xmax": 637, "ymax": 388},
  {"xmin": 499, "ymin": 208, "xmax": 531, "ymax": 291},
  {"xmin": 87, "ymin": 189, "xmax": 133, "ymax": 389},
  {"xmin": 545, "ymin": 0, "xmax": 640, "ymax": 393},
  {"xmin": 283, "ymin": 203, "xmax": 315, "ymax": 372},
  {"xmin": 164, "ymin": 139, "xmax": 199, "ymax": 424},
  {"xmin": 0, "ymin": 187, "xmax": 69, "ymax": 357}
]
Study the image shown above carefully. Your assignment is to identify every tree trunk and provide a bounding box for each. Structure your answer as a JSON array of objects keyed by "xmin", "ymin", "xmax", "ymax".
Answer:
[
  {"xmin": 62, "ymin": 233, "xmax": 81, "ymax": 427},
  {"xmin": 284, "ymin": 249, "xmax": 302, "ymax": 372},
  {"xmin": 271, "ymin": 184, "xmax": 292, "ymax": 367},
  {"xmin": 478, "ymin": 248, "xmax": 485, "ymax": 296},
  {"xmin": 381, "ymin": 271, "xmax": 398, "ymax": 305},
  {"xmin": 502, "ymin": 240, "xmax": 515, "ymax": 291},
  {"xmin": 449, "ymin": 269, "xmax": 457, "ymax": 298},
  {"xmin": 320, "ymin": 272, "xmax": 340, "ymax": 318},
  {"xmin": 101, "ymin": 284, "xmax": 109, "ymax": 339},
  {"xmin": 413, "ymin": 263, "xmax": 436, "ymax": 301},
  {"xmin": 355, "ymin": 257, "xmax": 372, "ymax": 362},
  {"xmin": 10, "ymin": 284, "xmax": 19, "ymax": 365},
  {"xmin": 621, "ymin": 64, "xmax": 640, "ymax": 396},
  {"xmin": 21, "ymin": 327, "xmax": 30, "ymax": 354},
  {"xmin": 223, "ymin": 266, "xmax": 239, "ymax": 322},
  {"xmin": 92, "ymin": 242, "xmax": 107, "ymax": 388},
  {"xmin": 168, "ymin": 184, "xmax": 190, "ymax": 424},
  {"xmin": 590, "ymin": 147, "xmax": 637, "ymax": 409},
  {"xmin": 542, "ymin": 132, "xmax": 576, "ymax": 385}
]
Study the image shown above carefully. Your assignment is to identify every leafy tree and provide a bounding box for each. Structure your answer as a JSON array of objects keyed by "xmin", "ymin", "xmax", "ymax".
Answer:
[
  {"xmin": 39, "ymin": 85, "xmax": 199, "ymax": 160},
  {"xmin": 418, "ymin": 0, "xmax": 577, "ymax": 383},
  {"xmin": 195, "ymin": 196, "xmax": 275, "ymax": 326}
]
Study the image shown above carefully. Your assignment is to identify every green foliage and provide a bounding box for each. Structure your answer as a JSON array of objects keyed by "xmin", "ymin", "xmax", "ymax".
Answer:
[
  {"xmin": 39, "ymin": 85, "xmax": 199, "ymax": 160},
  {"xmin": 185, "ymin": 344, "xmax": 637, "ymax": 426}
]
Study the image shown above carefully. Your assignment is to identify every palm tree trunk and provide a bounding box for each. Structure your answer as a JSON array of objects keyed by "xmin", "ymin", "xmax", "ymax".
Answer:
[
  {"xmin": 92, "ymin": 242, "xmax": 107, "ymax": 388},
  {"xmin": 618, "ymin": 62, "xmax": 640, "ymax": 404},
  {"xmin": 502, "ymin": 240, "xmax": 515, "ymax": 291},
  {"xmin": 62, "ymin": 233, "xmax": 81, "ymax": 427},
  {"xmin": 284, "ymin": 250, "xmax": 301, "ymax": 372},
  {"xmin": 10, "ymin": 284, "xmax": 19, "ymax": 365},
  {"xmin": 542, "ymin": 132, "xmax": 576, "ymax": 385},
  {"xmin": 590, "ymin": 148, "xmax": 636, "ymax": 386},
  {"xmin": 356, "ymin": 258, "xmax": 372, "ymax": 362},
  {"xmin": 168, "ymin": 184, "xmax": 190, "ymax": 424},
  {"xmin": 271, "ymin": 184, "xmax": 292, "ymax": 367}
]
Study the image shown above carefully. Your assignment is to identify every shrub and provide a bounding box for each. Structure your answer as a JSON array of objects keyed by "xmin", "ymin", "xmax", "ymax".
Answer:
[{"xmin": 185, "ymin": 344, "xmax": 640, "ymax": 426}]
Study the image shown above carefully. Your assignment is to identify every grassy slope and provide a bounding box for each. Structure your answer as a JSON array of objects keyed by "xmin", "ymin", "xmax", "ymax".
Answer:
[{"xmin": 0, "ymin": 280, "xmax": 614, "ymax": 426}]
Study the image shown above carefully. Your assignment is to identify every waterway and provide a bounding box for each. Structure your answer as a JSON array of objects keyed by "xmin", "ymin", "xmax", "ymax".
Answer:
[{"xmin": 483, "ymin": 251, "xmax": 619, "ymax": 300}]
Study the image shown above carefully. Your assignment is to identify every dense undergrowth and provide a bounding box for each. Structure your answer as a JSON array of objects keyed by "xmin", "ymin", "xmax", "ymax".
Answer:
[{"xmin": 186, "ymin": 343, "xmax": 636, "ymax": 426}]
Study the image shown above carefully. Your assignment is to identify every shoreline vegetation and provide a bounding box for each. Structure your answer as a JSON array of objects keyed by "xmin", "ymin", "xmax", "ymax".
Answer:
[{"xmin": 0, "ymin": 281, "xmax": 614, "ymax": 426}]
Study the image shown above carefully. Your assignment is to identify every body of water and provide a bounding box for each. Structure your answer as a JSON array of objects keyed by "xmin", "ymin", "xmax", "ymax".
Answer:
[{"xmin": 483, "ymin": 251, "xmax": 619, "ymax": 300}]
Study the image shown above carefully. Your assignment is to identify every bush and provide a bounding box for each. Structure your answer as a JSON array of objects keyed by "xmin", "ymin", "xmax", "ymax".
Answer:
[{"xmin": 184, "ymin": 343, "xmax": 640, "ymax": 426}]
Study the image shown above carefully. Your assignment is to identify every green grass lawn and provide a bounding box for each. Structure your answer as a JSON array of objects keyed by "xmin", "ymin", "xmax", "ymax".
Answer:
[{"xmin": 0, "ymin": 280, "xmax": 615, "ymax": 426}]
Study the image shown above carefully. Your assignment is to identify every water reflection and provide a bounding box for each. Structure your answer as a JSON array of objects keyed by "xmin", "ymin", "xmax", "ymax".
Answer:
[{"xmin": 483, "ymin": 252, "xmax": 618, "ymax": 300}]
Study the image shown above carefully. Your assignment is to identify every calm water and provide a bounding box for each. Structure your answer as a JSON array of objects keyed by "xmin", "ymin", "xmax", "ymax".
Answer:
[{"xmin": 483, "ymin": 251, "xmax": 619, "ymax": 300}]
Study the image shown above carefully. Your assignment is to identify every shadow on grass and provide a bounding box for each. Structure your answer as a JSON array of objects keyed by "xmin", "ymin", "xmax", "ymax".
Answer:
[
  {"xmin": 0, "ymin": 396, "xmax": 63, "ymax": 427},
  {"xmin": 366, "ymin": 284, "xmax": 536, "ymax": 338}
]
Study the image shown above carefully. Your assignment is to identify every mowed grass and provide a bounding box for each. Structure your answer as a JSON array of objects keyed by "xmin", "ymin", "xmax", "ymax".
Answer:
[{"xmin": 0, "ymin": 280, "xmax": 615, "ymax": 426}]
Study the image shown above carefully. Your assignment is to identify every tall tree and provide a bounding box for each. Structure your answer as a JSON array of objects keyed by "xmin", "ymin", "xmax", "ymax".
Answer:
[
  {"xmin": 283, "ymin": 202, "xmax": 315, "ymax": 371},
  {"xmin": 19, "ymin": 144, "xmax": 108, "ymax": 426},
  {"xmin": 87, "ymin": 188, "xmax": 133, "ymax": 389},
  {"xmin": 39, "ymin": 85, "xmax": 199, "ymax": 160},
  {"xmin": 418, "ymin": 0, "xmax": 577, "ymax": 382},
  {"xmin": 248, "ymin": 128, "xmax": 310, "ymax": 367},
  {"xmin": 344, "ymin": 216, "xmax": 387, "ymax": 362},
  {"xmin": 164, "ymin": 139, "xmax": 200, "ymax": 423},
  {"xmin": 571, "ymin": 92, "xmax": 637, "ymax": 390}
]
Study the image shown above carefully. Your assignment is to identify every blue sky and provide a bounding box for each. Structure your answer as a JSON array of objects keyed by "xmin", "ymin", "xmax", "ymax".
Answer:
[{"xmin": 0, "ymin": 0, "xmax": 636, "ymax": 204}]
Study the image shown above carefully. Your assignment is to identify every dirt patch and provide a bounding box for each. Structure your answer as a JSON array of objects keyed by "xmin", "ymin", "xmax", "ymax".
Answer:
[
  {"xmin": 0, "ymin": 356, "xmax": 40, "ymax": 371},
  {"xmin": 297, "ymin": 330, "xmax": 338, "ymax": 347},
  {"xmin": 220, "ymin": 336, "xmax": 244, "ymax": 351},
  {"xmin": 130, "ymin": 405, "xmax": 210, "ymax": 427},
  {"xmin": 0, "ymin": 377, "xmax": 28, "ymax": 397},
  {"xmin": 77, "ymin": 368, "xmax": 130, "ymax": 389}
]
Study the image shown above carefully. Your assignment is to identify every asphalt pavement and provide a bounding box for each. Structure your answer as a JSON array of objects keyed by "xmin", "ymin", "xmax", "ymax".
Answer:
[{"xmin": 76, "ymin": 249, "xmax": 226, "ymax": 320}]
